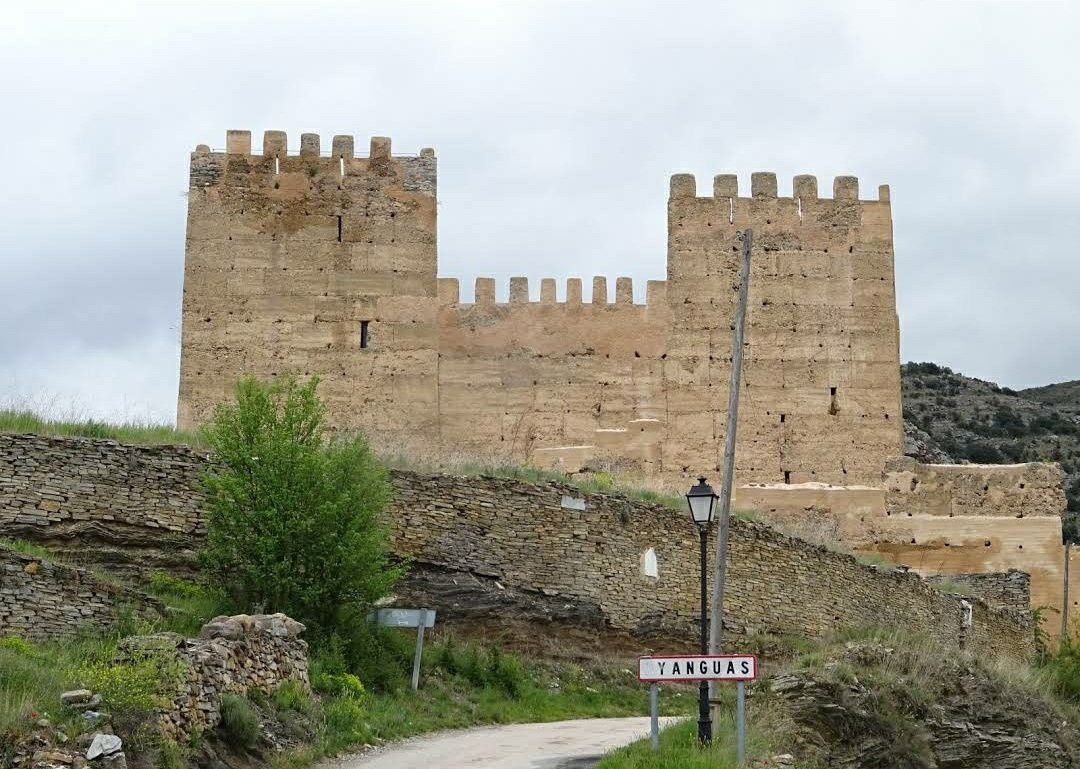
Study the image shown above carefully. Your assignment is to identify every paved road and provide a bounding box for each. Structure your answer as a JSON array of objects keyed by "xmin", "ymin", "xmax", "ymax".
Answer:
[{"xmin": 324, "ymin": 717, "xmax": 677, "ymax": 769}]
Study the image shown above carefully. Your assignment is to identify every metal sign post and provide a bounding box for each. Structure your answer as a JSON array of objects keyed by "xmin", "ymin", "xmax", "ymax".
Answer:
[
  {"xmin": 736, "ymin": 680, "xmax": 746, "ymax": 762},
  {"xmin": 372, "ymin": 608, "xmax": 436, "ymax": 691},
  {"xmin": 649, "ymin": 683, "xmax": 659, "ymax": 751},
  {"xmin": 638, "ymin": 654, "xmax": 757, "ymax": 760}
]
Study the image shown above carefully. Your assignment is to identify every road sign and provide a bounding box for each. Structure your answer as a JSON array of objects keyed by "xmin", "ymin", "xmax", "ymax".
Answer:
[
  {"xmin": 637, "ymin": 654, "xmax": 757, "ymax": 682},
  {"xmin": 373, "ymin": 608, "xmax": 437, "ymax": 628},
  {"xmin": 373, "ymin": 608, "xmax": 436, "ymax": 690},
  {"xmin": 641, "ymin": 654, "xmax": 757, "ymax": 762}
]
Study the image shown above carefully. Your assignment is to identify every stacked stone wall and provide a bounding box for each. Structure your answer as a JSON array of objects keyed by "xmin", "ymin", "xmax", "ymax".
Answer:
[
  {"xmin": 117, "ymin": 613, "xmax": 308, "ymax": 741},
  {"xmin": 0, "ymin": 434, "xmax": 207, "ymax": 577},
  {"xmin": 0, "ymin": 433, "xmax": 1032, "ymax": 657},
  {"xmin": 390, "ymin": 473, "xmax": 1032, "ymax": 659},
  {"xmin": 0, "ymin": 545, "xmax": 161, "ymax": 640},
  {"xmin": 924, "ymin": 570, "xmax": 1031, "ymax": 612}
]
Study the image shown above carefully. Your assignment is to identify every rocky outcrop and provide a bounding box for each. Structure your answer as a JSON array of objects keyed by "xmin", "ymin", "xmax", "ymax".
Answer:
[
  {"xmin": 770, "ymin": 642, "xmax": 1080, "ymax": 768},
  {"xmin": 904, "ymin": 420, "xmax": 954, "ymax": 464}
]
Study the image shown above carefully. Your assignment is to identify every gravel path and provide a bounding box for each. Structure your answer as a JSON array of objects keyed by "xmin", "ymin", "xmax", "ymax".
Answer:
[{"xmin": 322, "ymin": 716, "xmax": 678, "ymax": 769}]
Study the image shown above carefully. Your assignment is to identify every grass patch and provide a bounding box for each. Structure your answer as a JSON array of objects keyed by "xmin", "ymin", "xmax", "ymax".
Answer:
[
  {"xmin": 295, "ymin": 633, "xmax": 696, "ymax": 762},
  {"xmin": 929, "ymin": 579, "xmax": 972, "ymax": 596},
  {"xmin": 595, "ymin": 710, "xmax": 786, "ymax": 768},
  {"xmin": 0, "ymin": 409, "xmax": 204, "ymax": 448},
  {"xmin": 384, "ymin": 455, "xmax": 687, "ymax": 511}
]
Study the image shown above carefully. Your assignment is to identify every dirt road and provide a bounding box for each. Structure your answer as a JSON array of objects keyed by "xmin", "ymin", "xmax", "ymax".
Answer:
[{"xmin": 324, "ymin": 716, "xmax": 675, "ymax": 769}]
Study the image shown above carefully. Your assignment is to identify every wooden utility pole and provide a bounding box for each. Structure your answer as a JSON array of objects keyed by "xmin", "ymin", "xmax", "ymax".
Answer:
[
  {"xmin": 708, "ymin": 229, "xmax": 753, "ymax": 692},
  {"xmin": 1064, "ymin": 541, "xmax": 1073, "ymax": 642}
]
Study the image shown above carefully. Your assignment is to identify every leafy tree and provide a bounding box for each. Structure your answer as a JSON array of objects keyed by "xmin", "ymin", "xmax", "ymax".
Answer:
[{"xmin": 197, "ymin": 375, "xmax": 400, "ymax": 638}]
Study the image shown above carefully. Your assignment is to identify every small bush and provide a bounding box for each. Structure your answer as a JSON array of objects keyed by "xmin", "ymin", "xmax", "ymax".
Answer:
[
  {"xmin": 220, "ymin": 693, "xmax": 261, "ymax": 749},
  {"xmin": 435, "ymin": 636, "xmax": 461, "ymax": 676},
  {"xmin": 148, "ymin": 573, "xmax": 211, "ymax": 600},
  {"xmin": 1043, "ymin": 640, "xmax": 1080, "ymax": 703},
  {"xmin": 157, "ymin": 738, "xmax": 186, "ymax": 769},
  {"xmin": 322, "ymin": 698, "xmax": 369, "ymax": 743},
  {"xmin": 273, "ymin": 680, "xmax": 312, "ymax": 714},
  {"xmin": 0, "ymin": 637, "xmax": 36, "ymax": 656},
  {"xmin": 79, "ymin": 654, "xmax": 182, "ymax": 714},
  {"xmin": 311, "ymin": 671, "xmax": 365, "ymax": 700},
  {"xmin": 332, "ymin": 619, "xmax": 413, "ymax": 693},
  {"xmin": 486, "ymin": 645, "xmax": 525, "ymax": 698}
]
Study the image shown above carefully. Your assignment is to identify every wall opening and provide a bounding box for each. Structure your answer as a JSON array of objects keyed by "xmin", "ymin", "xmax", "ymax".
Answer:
[
  {"xmin": 829, "ymin": 386, "xmax": 840, "ymax": 416},
  {"xmin": 641, "ymin": 548, "xmax": 659, "ymax": 579},
  {"xmin": 337, "ymin": 215, "xmax": 343, "ymax": 243},
  {"xmin": 784, "ymin": 470, "xmax": 791, "ymax": 484},
  {"xmin": 780, "ymin": 413, "xmax": 786, "ymax": 424},
  {"xmin": 359, "ymin": 320, "xmax": 370, "ymax": 349}
]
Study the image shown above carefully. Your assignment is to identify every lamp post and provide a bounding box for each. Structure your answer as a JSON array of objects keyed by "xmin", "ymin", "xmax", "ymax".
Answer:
[{"xmin": 686, "ymin": 475, "xmax": 718, "ymax": 745}]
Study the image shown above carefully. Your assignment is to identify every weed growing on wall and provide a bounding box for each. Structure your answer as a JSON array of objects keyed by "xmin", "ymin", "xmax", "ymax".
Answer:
[{"xmin": 197, "ymin": 374, "xmax": 401, "ymax": 640}]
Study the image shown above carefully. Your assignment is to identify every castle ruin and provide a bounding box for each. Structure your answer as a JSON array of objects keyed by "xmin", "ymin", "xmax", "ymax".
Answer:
[{"xmin": 178, "ymin": 130, "xmax": 902, "ymax": 490}]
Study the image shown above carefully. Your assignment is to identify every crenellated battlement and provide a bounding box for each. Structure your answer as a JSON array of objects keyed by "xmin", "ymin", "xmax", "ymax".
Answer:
[
  {"xmin": 202, "ymin": 129, "xmax": 435, "ymax": 159},
  {"xmin": 188, "ymin": 130, "xmax": 437, "ymax": 197},
  {"xmin": 669, "ymin": 172, "xmax": 890, "ymax": 203},
  {"xmin": 437, "ymin": 276, "xmax": 668, "ymax": 308},
  {"xmin": 181, "ymin": 133, "xmax": 902, "ymax": 490}
]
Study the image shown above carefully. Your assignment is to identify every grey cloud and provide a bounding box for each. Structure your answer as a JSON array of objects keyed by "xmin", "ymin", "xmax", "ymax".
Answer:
[{"xmin": 2, "ymin": 0, "xmax": 1079, "ymax": 422}]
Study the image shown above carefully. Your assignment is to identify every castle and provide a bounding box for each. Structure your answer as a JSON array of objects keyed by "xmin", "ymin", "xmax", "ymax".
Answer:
[{"xmin": 178, "ymin": 130, "xmax": 903, "ymax": 490}]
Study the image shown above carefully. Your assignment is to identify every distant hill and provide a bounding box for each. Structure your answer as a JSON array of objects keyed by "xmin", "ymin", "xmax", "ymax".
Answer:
[{"xmin": 901, "ymin": 362, "xmax": 1080, "ymax": 541}]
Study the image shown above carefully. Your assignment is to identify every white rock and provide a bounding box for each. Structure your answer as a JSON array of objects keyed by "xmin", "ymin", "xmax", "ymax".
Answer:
[{"xmin": 85, "ymin": 734, "xmax": 122, "ymax": 760}]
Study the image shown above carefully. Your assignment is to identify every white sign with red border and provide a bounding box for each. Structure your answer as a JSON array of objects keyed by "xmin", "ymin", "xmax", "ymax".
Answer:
[{"xmin": 637, "ymin": 654, "xmax": 757, "ymax": 682}]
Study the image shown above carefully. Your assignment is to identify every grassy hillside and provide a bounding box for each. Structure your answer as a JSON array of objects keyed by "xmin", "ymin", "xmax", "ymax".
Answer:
[{"xmin": 901, "ymin": 362, "xmax": 1080, "ymax": 540}]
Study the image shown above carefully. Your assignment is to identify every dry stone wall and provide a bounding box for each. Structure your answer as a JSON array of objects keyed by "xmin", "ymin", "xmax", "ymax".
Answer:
[
  {"xmin": 0, "ymin": 434, "xmax": 207, "ymax": 577},
  {"xmin": 0, "ymin": 545, "xmax": 162, "ymax": 640},
  {"xmin": 0, "ymin": 433, "xmax": 1032, "ymax": 657},
  {"xmin": 390, "ymin": 473, "xmax": 1032, "ymax": 659},
  {"xmin": 117, "ymin": 613, "xmax": 308, "ymax": 741},
  {"xmin": 177, "ymin": 131, "xmax": 903, "ymax": 489},
  {"xmin": 924, "ymin": 570, "xmax": 1031, "ymax": 612}
]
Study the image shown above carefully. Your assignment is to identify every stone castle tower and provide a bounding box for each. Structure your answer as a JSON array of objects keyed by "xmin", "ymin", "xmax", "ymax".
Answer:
[{"xmin": 178, "ymin": 130, "xmax": 902, "ymax": 489}]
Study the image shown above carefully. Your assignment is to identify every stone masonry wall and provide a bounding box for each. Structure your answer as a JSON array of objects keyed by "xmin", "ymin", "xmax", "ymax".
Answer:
[
  {"xmin": 924, "ymin": 570, "xmax": 1032, "ymax": 612},
  {"xmin": 117, "ymin": 613, "xmax": 308, "ymax": 741},
  {"xmin": 390, "ymin": 473, "xmax": 1032, "ymax": 659},
  {"xmin": 0, "ymin": 545, "xmax": 162, "ymax": 640},
  {"xmin": 177, "ymin": 131, "xmax": 903, "ymax": 490},
  {"xmin": 0, "ymin": 433, "xmax": 207, "ymax": 577},
  {"xmin": 883, "ymin": 455, "xmax": 1067, "ymax": 518},
  {"xmin": 0, "ymin": 433, "xmax": 1032, "ymax": 658}
]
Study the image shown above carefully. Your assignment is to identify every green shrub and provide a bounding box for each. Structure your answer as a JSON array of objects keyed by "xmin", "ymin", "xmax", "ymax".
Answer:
[
  {"xmin": 311, "ymin": 671, "xmax": 365, "ymax": 700},
  {"xmin": 219, "ymin": 693, "xmax": 261, "ymax": 748},
  {"xmin": 148, "ymin": 573, "xmax": 211, "ymax": 600},
  {"xmin": 157, "ymin": 738, "xmax": 186, "ymax": 769},
  {"xmin": 197, "ymin": 375, "xmax": 401, "ymax": 640},
  {"xmin": 1043, "ymin": 640, "xmax": 1080, "ymax": 702},
  {"xmin": 79, "ymin": 654, "xmax": 183, "ymax": 714},
  {"xmin": 486, "ymin": 645, "xmax": 525, "ymax": 698},
  {"xmin": 435, "ymin": 636, "xmax": 461, "ymax": 676},
  {"xmin": 0, "ymin": 637, "xmax": 36, "ymax": 656},
  {"xmin": 331, "ymin": 619, "xmax": 413, "ymax": 693},
  {"xmin": 273, "ymin": 680, "xmax": 312, "ymax": 714},
  {"xmin": 322, "ymin": 698, "xmax": 369, "ymax": 743}
]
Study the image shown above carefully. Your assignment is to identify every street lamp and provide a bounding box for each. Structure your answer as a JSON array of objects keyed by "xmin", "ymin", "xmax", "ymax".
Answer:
[{"xmin": 686, "ymin": 476, "xmax": 718, "ymax": 745}]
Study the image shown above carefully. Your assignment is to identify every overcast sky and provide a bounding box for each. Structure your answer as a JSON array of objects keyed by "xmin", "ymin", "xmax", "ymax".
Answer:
[{"xmin": 2, "ymin": 1, "xmax": 1079, "ymax": 423}]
